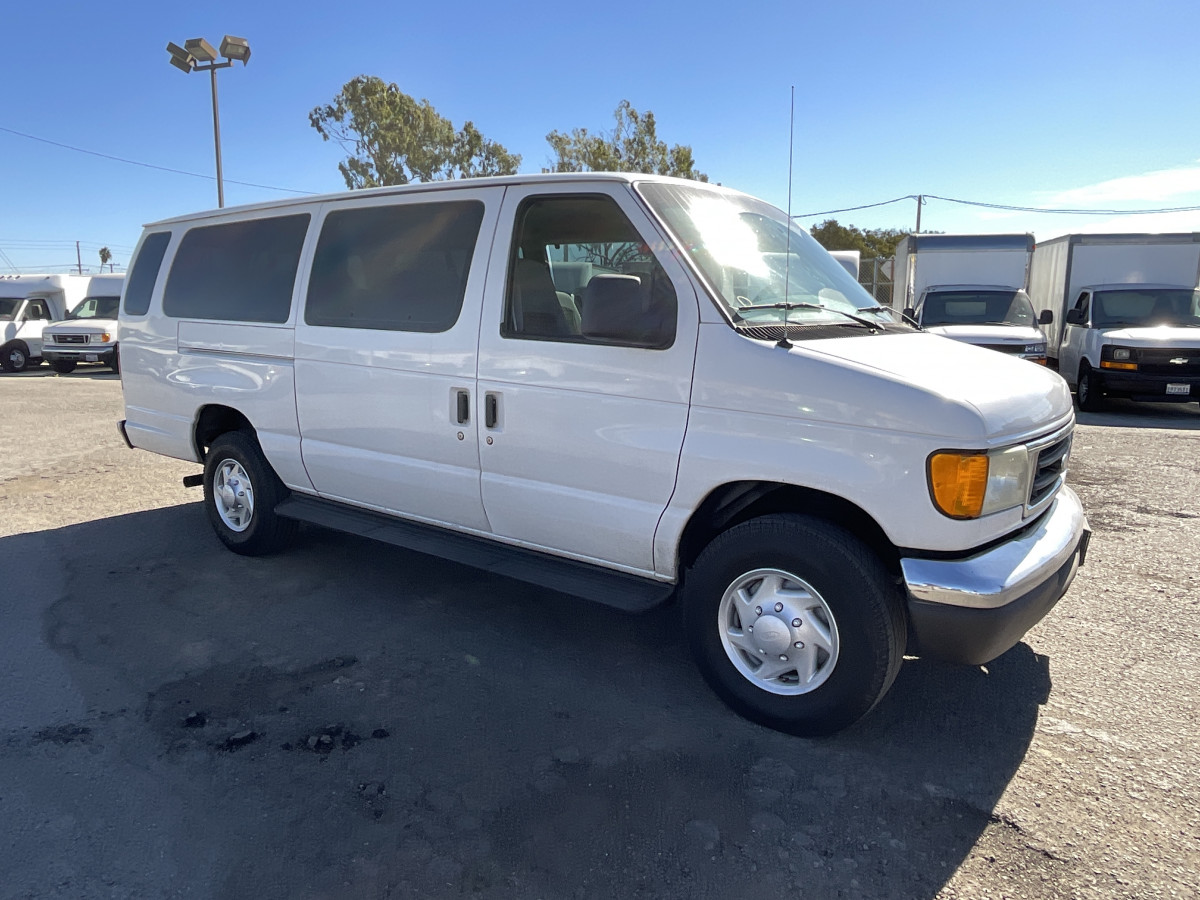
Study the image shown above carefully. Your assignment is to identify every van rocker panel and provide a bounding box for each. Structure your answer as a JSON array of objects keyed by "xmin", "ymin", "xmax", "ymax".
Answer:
[{"xmin": 274, "ymin": 494, "xmax": 675, "ymax": 612}]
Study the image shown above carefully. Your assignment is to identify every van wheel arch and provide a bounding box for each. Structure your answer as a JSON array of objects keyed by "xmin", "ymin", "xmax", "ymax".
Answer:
[
  {"xmin": 677, "ymin": 482, "xmax": 900, "ymax": 578},
  {"xmin": 194, "ymin": 405, "xmax": 255, "ymax": 460}
]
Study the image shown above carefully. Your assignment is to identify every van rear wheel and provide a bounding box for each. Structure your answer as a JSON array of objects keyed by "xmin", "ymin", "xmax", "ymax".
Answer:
[
  {"xmin": 683, "ymin": 514, "xmax": 906, "ymax": 736},
  {"xmin": 203, "ymin": 431, "xmax": 297, "ymax": 556}
]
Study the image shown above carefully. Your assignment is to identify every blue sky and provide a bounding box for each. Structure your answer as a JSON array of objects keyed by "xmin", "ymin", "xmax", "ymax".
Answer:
[{"xmin": 3, "ymin": 0, "xmax": 1199, "ymax": 272}]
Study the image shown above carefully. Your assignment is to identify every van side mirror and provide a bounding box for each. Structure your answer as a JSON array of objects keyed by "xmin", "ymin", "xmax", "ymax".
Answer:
[
  {"xmin": 1039, "ymin": 309, "xmax": 1053, "ymax": 325},
  {"xmin": 1065, "ymin": 309, "xmax": 1084, "ymax": 326},
  {"xmin": 902, "ymin": 307, "xmax": 916, "ymax": 320},
  {"xmin": 580, "ymin": 274, "xmax": 671, "ymax": 347}
]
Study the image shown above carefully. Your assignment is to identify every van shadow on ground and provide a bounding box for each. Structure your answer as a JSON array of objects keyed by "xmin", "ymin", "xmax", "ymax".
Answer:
[{"xmin": 6, "ymin": 504, "xmax": 1052, "ymax": 899}]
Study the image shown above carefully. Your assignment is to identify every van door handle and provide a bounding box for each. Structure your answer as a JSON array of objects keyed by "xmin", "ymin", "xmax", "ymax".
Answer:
[
  {"xmin": 456, "ymin": 390, "xmax": 470, "ymax": 424},
  {"xmin": 485, "ymin": 393, "xmax": 499, "ymax": 429}
]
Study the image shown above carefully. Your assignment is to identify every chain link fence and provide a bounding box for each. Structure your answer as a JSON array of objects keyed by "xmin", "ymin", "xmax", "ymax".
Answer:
[{"xmin": 857, "ymin": 257, "xmax": 895, "ymax": 307}]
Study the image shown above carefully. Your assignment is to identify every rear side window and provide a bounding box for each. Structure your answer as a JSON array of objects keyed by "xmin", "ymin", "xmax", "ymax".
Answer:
[
  {"xmin": 163, "ymin": 215, "xmax": 310, "ymax": 323},
  {"xmin": 123, "ymin": 232, "xmax": 171, "ymax": 316},
  {"xmin": 305, "ymin": 200, "xmax": 484, "ymax": 332}
]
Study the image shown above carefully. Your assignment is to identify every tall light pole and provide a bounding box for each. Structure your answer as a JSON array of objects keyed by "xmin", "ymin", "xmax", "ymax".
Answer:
[{"xmin": 166, "ymin": 36, "xmax": 251, "ymax": 208}]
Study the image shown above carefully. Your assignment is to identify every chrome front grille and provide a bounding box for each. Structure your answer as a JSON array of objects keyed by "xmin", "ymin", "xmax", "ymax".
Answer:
[{"xmin": 1028, "ymin": 431, "xmax": 1072, "ymax": 512}]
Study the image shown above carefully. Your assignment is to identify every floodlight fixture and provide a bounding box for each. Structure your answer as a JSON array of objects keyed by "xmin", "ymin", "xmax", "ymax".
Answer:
[
  {"xmin": 166, "ymin": 33, "xmax": 252, "ymax": 209},
  {"xmin": 184, "ymin": 37, "xmax": 218, "ymax": 62},
  {"xmin": 219, "ymin": 35, "xmax": 251, "ymax": 65}
]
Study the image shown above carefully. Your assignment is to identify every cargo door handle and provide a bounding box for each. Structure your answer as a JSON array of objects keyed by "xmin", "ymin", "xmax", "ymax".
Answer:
[
  {"xmin": 455, "ymin": 390, "xmax": 470, "ymax": 424},
  {"xmin": 485, "ymin": 393, "xmax": 499, "ymax": 429}
]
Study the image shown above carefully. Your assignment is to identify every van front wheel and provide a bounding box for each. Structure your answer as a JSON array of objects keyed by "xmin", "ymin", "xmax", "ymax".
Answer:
[
  {"xmin": 683, "ymin": 515, "xmax": 906, "ymax": 736},
  {"xmin": 203, "ymin": 431, "xmax": 297, "ymax": 556}
]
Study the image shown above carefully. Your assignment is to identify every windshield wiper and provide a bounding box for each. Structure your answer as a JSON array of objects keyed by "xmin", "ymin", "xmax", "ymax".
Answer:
[{"xmin": 735, "ymin": 301, "xmax": 879, "ymax": 330}]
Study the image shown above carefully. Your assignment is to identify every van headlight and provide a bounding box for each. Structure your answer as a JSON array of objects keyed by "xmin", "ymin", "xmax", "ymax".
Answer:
[{"xmin": 928, "ymin": 445, "xmax": 1030, "ymax": 519}]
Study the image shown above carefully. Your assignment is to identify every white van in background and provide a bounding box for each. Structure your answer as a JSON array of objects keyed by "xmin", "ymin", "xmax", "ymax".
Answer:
[
  {"xmin": 40, "ymin": 274, "xmax": 127, "ymax": 373},
  {"xmin": 118, "ymin": 173, "xmax": 1089, "ymax": 736}
]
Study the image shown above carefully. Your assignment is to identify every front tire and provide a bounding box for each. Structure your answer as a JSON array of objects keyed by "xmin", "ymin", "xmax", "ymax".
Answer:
[
  {"xmin": 50, "ymin": 360, "xmax": 77, "ymax": 374},
  {"xmin": 109, "ymin": 347, "xmax": 120, "ymax": 374},
  {"xmin": 2, "ymin": 341, "xmax": 30, "ymax": 373},
  {"xmin": 203, "ymin": 431, "xmax": 297, "ymax": 556},
  {"xmin": 683, "ymin": 514, "xmax": 906, "ymax": 736},
  {"xmin": 1076, "ymin": 364, "xmax": 1105, "ymax": 412}
]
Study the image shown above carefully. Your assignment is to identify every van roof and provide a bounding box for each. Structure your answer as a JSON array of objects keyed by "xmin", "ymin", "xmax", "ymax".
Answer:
[{"xmin": 144, "ymin": 172, "xmax": 731, "ymax": 229}]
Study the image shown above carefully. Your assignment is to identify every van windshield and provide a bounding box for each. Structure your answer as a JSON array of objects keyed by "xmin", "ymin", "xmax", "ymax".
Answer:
[
  {"xmin": 637, "ymin": 182, "xmax": 908, "ymax": 337},
  {"xmin": 1092, "ymin": 288, "xmax": 1200, "ymax": 328},
  {"xmin": 66, "ymin": 295, "xmax": 121, "ymax": 320},
  {"xmin": 0, "ymin": 297, "xmax": 21, "ymax": 320},
  {"xmin": 921, "ymin": 290, "xmax": 1036, "ymax": 327}
]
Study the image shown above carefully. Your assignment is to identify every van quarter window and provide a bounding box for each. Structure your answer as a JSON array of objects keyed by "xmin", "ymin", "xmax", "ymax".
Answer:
[
  {"xmin": 305, "ymin": 200, "xmax": 484, "ymax": 333},
  {"xmin": 123, "ymin": 232, "xmax": 172, "ymax": 316},
  {"xmin": 163, "ymin": 215, "xmax": 310, "ymax": 323},
  {"xmin": 503, "ymin": 194, "xmax": 677, "ymax": 349}
]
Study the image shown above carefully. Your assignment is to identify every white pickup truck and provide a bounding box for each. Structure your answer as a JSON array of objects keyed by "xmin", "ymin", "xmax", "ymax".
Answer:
[{"xmin": 118, "ymin": 173, "xmax": 1090, "ymax": 735}]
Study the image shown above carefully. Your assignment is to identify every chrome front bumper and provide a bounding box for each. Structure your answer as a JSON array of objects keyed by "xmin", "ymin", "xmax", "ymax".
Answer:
[{"xmin": 900, "ymin": 486, "xmax": 1090, "ymax": 664}]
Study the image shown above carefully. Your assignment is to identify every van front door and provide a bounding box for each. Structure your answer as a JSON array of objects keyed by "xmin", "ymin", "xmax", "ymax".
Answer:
[
  {"xmin": 1060, "ymin": 291, "xmax": 1089, "ymax": 384},
  {"xmin": 475, "ymin": 184, "xmax": 699, "ymax": 575},
  {"xmin": 294, "ymin": 187, "xmax": 503, "ymax": 531}
]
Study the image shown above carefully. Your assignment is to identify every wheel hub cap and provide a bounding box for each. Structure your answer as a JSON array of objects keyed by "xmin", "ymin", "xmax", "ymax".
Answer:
[
  {"xmin": 717, "ymin": 567, "xmax": 840, "ymax": 696},
  {"xmin": 213, "ymin": 458, "xmax": 254, "ymax": 533}
]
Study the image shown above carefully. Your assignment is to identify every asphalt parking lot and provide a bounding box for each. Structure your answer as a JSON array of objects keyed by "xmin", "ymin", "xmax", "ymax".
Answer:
[{"xmin": 1, "ymin": 368, "xmax": 1197, "ymax": 900}]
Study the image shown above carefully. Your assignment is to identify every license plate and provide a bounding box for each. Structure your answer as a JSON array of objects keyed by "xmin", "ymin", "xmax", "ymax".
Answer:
[
  {"xmin": 85, "ymin": 354, "xmax": 98, "ymax": 362},
  {"xmin": 1166, "ymin": 383, "xmax": 1190, "ymax": 395}
]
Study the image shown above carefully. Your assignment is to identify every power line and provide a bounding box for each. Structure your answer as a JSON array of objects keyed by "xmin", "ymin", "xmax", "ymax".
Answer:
[
  {"xmin": 0, "ymin": 125, "xmax": 315, "ymax": 196},
  {"xmin": 797, "ymin": 192, "xmax": 1200, "ymax": 219},
  {"xmin": 794, "ymin": 196, "xmax": 917, "ymax": 218},
  {"xmin": 924, "ymin": 193, "xmax": 1200, "ymax": 215}
]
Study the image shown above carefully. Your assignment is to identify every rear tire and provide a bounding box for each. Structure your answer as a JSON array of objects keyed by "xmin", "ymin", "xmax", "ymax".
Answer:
[
  {"xmin": 203, "ymin": 431, "xmax": 297, "ymax": 556},
  {"xmin": 50, "ymin": 360, "xmax": 77, "ymax": 374},
  {"xmin": 2, "ymin": 341, "xmax": 30, "ymax": 373},
  {"xmin": 1076, "ymin": 364, "xmax": 1105, "ymax": 412},
  {"xmin": 683, "ymin": 514, "xmax": 906, "ymax": 736}
]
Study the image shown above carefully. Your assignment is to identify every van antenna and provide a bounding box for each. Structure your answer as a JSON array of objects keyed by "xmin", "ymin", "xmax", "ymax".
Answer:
[{"xmin": 777, "ymin": 85, "xmax": 795, "ymax": 350}]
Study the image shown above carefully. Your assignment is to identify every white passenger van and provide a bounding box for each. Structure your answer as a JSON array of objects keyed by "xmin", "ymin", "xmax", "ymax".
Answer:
[{"xmin": 119, "ymin": 174, "xmax": 1090, "ymax": 735}]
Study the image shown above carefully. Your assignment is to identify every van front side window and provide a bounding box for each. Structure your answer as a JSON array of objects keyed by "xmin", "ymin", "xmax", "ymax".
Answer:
[
  {"xmin": 503, "ymin": 194, "xmax": 677, "ymax": 349},
  {"xmin": 305, "ymin": 200, "xmax": 484, "ymax": 333}
]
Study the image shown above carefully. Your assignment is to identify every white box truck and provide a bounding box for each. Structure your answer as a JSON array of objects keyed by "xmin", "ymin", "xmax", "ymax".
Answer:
[
  {"xmin": 1027, "ymin": 233, "xmax": 1200, "ymax": 410},
  {"xmin": 893, "ymin": 234, "xmax": 1049, "ymax": 362},
  {"xmin": 0, "ymin": 274, "xmax": 92, "ymax": 372}
]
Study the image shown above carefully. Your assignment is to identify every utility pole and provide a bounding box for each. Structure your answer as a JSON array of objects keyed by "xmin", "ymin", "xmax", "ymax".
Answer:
[
  {"xmin": 76, "ymin": 241, "xmax": 82, "ymax": 274},
  {"xmin": 914, "ymin": 195, "xmax": 923, "ymax": 234}
]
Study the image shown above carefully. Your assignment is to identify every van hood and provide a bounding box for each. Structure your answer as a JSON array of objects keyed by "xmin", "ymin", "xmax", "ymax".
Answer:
[
  {"xmin": 695, "ymin": 327, "xmax": 1073, "ymax": 444},
  {"xmin": 924, "ymin": 324, "xmax": 1045, "ymax": 345},
  {"xmin": 1099, "ymin": 325, "xmax": 1200, "ymax": 348},
  {"xmin": 43, "ymin": 317, "xmax": 118, "ymax": 334},
  {"xmin": 799, "ymin": 332, "xmax": 1071, "ymax": 440}
]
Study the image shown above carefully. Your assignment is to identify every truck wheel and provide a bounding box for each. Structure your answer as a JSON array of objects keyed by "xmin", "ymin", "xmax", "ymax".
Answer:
[
  {"xmin": 2, "ymin": 341, "xmax": 30, "ymax": 373},
  {"xmin": 109, "ymin": 347, "xmax": 120, "ymax": 374},
  {"xmin": 203, "ymin": 431, "xmax": 297, "ymax": 556},
  {"xmin": 683, "ymin": 514, "xmax": 906, "ymax": 736},
  {"xmin": 50, "ymin": 360, "xmax": 77, "ymax": 374},
  {"xmin": 1076, "ymin": 364, "xmax": 1105, "ymax": 412}
]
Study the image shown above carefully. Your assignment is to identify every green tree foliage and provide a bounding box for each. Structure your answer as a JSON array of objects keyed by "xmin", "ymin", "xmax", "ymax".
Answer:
[
  {"xmin": 545, "ymin": 100, "xmax": 708, "ymax": 181},
  {"xmin": 98, "ymin": 247, "xmax": 112, "ymax": 272},
  {"xmin": 808, "ymin": 219, "xmax": 911, "ymax": 258},
  {"xmin": 309, "ymin": 76, "xmax": 521, "ymax": 189}
]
